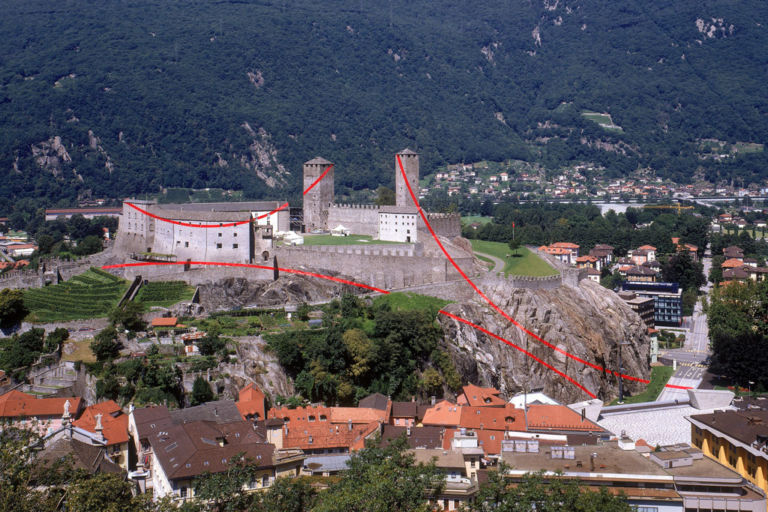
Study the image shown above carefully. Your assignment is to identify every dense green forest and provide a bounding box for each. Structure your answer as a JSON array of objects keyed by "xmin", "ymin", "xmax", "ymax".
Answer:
[{"xmin": 1, "ymin": 0, "xmax": 767, "ymax": 215}]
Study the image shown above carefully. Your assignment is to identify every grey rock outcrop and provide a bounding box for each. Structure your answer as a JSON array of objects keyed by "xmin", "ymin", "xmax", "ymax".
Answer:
[
  {"xmin": 438, "ymin": 279, "xmax": 650, "ymax": 404},
  {"xmin": 197, "ymin": 274, "xmax": 367, "ymax": 311}
]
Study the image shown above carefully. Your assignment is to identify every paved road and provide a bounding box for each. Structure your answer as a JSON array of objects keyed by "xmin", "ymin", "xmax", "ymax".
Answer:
[
  {"xmin": 475, "ymin": 251, "xmax": 505, "ymax": 274},
  {"xmin": 657, "ymin": 365, "xmax": 705, "ymax": 402},
  {"xmin": 656, "ymin": 256, "xmax": 712, "ymax": 402}
]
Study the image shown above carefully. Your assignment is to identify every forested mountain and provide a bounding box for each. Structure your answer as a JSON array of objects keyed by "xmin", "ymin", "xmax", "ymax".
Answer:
[{"xmin": 2, "ymin": 0, "xmax": 767, "ymax": 213}]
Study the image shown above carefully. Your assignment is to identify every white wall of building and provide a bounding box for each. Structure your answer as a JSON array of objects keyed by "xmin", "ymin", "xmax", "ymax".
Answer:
[{"xmin": 379, "ymin": 212, "xmax": 418, "ymax": 243}]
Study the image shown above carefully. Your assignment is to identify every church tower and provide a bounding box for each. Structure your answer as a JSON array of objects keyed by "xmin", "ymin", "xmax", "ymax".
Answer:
[
  {"xmin": 395, "ymin": 148, "xmax": 419, "ymax": 207},
  {"xmin": 302, "ymin": 157, "xmax": 334, "ymax": 232}
]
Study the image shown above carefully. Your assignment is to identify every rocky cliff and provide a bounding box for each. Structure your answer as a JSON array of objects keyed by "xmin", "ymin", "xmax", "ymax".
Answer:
[
  {"xmin": 438, "ymin": 278, "xmax": 650, "ymax": 404},
  {"xmin": 197, "ymin": 274, "xmax": 367, "ymax": 311}
]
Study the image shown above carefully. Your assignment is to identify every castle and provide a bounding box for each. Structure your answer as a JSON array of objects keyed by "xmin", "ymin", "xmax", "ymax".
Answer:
[
  {"xmin": 303, "ymin": 149, "xmax": 460, "ymax": 242},
  {"xmin": 114, "ymin": 150, "xmax": 473, "ymax": 290}
]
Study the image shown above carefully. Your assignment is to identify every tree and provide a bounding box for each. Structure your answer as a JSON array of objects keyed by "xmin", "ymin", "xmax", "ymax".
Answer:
[
  {"xmin": 0, "ymin": 288, "xmax": 28, "ymax": 329},
  {"xmin": 470, "ymin": 465, "xmax": 632, "ymax": 512},
  {"xmin": 421, "ymin": 367, "xmax": 443, "ymax": 395},
  {"xmin": 508, "ymin": 238, "xmax": 521, "ymax": 256},
  {"xmin": 90, "ymin": 325, "xmax": 122, "ymax": 361},
  {"xmin": 257, "ymin": 476, "xmax": 317, "ymax": 512},
  {"xmin": 66, "ymin": 473, "xmax": 138, "ymax": 512},
  {"xmin": 73, "ymin": 235, "xmax": 104, "ymax": 256},
  {"xmin": 192, "ymin": 454, "xmax": 261, "ymax": 512},
  {"xmin": 36, "ymin": 234, "xmax": 55, "ymax": 255},
  {"xmin": 661, "ymin": 253, "xmax": 705, "ymax": 292},
  {"xmin": 375, "ymin": 186, "xmax": 396, "ymax": 206},
  {"xmin": 44, "ymin": 327, "xmax": 68, "ymax": 354},
  {"xmin": 190, "ymin": 376, "xmax": 214, "ymax": 406},
  {"xmin": 313, "ymin": 436, "xmax": 444, "ymax": 512},
  {"xmin": 197, "ymin": 332, "xmax": 227, "ymax": 356},
  {"xmin": 109, "ymin": 302, "xmax": 146, "ymax": 332}
]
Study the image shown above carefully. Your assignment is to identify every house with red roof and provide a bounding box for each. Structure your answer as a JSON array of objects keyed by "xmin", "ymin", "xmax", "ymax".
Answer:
[
  {"xmin": 421, "ymin": 400, "xmax": 463, "ymax": 428},
  {"xmin": 457, "ymin": 384, "xmax": 507, "ymax": 407},
  {"xmin": 551, "ymin": 242, "xmax": 580, "ymax": 259},
  {"xmin": 0, "ymin": 390, "xmax": 82, "ymax": 436},
  {"xmin": 73, "ymin": 400, "xmax": 130, "ymax": 469},
  {"xmin": 236, "ymin": 383, "xmax": 266, "ymax": 421}
]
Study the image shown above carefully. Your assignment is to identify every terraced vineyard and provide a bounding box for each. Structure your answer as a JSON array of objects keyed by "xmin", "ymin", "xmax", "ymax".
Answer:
[
  {"xmin": 135, "ymin": 281, "xmax": 195, "ymax": 309},
  {"xmin": 24, "ymin": 268, "xmax": 128, "ymax": 323}
]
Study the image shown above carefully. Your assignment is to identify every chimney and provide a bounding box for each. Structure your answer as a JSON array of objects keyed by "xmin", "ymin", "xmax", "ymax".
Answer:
[
  {"xmin": 214, "ymin": 407, "xmax": 218, "ymax": 417},
  {"xmin": 581, "ymin": 408, "xmax": 585, "ymax": 423},
  {"xmin": 431, "ymin": 396, "xmax": 436, "ymax": 406},
  {"xmin": 348, "ymin": 419, "xmax": 352, "ymax": 431},
  {"xmin": 407, "ymin": 427, "xmax": 411, "ymax": 436}
]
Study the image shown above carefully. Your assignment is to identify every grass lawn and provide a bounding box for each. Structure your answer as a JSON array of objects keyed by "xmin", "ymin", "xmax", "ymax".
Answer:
[
  {"xmin": 582, "ymin": 111, "xmax": 623, "ymax": 132},
  {"xmin": 373, "ymin": 292, "xmax": 451, "ymax": 318},
  {"xmin": 461, "ymin": 215, "xmax": 494, "ymax": 226},
  {"xmin": 609, "ymin": 366, "xmax": 675, "ymax": 405},
  {"xmin": 470, "ymin": 240, "xmax": 558, "ymax": 277},
  {"xmin": 61, "ymin": 340, "xmax": 97, "ymax": 363},
  {"xmin": 301, "ymin": 234, "xmax": 405, "ymax": 246}
]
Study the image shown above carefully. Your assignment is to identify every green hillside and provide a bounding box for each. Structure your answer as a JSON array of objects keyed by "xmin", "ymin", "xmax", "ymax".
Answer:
[{"xmin": 2, "ymin": 0, "xmax": 767, "ymax": 215}]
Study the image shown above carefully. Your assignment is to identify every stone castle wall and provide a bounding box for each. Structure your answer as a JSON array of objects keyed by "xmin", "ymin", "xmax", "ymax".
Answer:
[
  {"xmin": 275, "ymin": 244, "xmax": 475, "ymax": 290},
  {"xmin": 423, "ymin": 213, "xmax": 461, "ymax": 239},
  {"xmin": 327, "ymin": 204, "xmax": 380, "ymax": 237}
]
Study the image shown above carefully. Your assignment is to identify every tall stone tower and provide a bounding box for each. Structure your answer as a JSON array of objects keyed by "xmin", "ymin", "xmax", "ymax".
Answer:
[
  {"xmin": 395, "ymin": 148, "xmax": 419, "ymax": 207},
  {"xmin": 302, "ymin": 156, "xmax": 334, "ymax": 232}
]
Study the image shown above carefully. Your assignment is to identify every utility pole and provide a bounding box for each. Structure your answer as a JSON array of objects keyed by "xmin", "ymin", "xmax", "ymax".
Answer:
[{"xmin": 617, "ymin": 340, "xmax": 630, "ymax": 404}]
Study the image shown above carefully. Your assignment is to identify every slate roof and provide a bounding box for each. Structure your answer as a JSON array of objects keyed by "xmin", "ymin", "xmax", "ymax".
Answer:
[
  {"xmin": 379, "ymin": 205, "xmax": 419, "ymax": 215},
  {"xmin": 40, "ymin": 437, "xmax": 122, "ymax": 475},
  {"xmin": 149, "ymin": 419, "xmax": 275, "ymax": 481},
  {"xmin": 381, "ymin": 425, "xmax": 443, "ymax": 449},
  {"xmin": 169, "ymin": 400, "xmax": 243, "ymax": 425},
  {"xmin": 358, "ymin": 393, "xmax": 390, "ymax": 411},
  {"xmin": 391, "ymin": 401, "xmax": 419, "ymax": 418}
]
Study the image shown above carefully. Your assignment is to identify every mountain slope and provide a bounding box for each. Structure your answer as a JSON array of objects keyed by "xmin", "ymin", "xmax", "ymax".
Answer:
[{"xmin": 1, "ymin": 0, "xmax": 767, "ymax": 212}]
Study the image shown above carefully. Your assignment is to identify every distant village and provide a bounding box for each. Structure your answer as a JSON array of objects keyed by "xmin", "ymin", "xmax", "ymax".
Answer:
[{"xmin": 427, "ymin": 160, "xmax": 768, "ymax": 201}]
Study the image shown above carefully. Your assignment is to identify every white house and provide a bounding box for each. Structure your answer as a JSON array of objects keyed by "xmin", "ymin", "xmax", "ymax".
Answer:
[{"xmin": 378, "ymin": 206, "xmax": 418, "ymax": 243}]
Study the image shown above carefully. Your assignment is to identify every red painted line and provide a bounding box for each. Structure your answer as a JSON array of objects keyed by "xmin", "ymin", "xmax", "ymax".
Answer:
[
  {"xmin": 302, "ymin": 164, "xmax": 334, "ymax": 196},
  {"xmin": 664, "ymin": 383, "xmax": 693, "ymax": 390},
  {"xmin": 396, "ymin": 155, "xmax": 650, "ymax": 388},
  {"xmin": 126, "ymin": 164, "xmax": 333, "ymax": 228},
  {"xmin": 101, "ymin": 259, "xmax": 388, "ymax": 294},
  {"xmin": 440, "ymin": 311, "xmax": 596, "ymax": 399}
]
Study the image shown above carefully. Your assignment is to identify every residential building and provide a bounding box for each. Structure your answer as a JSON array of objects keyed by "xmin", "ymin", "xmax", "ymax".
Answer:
[
  {"xmin": 236, "ymin": 383, "xmax": 266, "ymax": 421},
  {"xmin": 550, "ymin": 242, "xmax": 580, "ymax": 259},
  {"xmin": 501, "ymin": 441, "xmax": 765, "ymax": 512},
  {"xmin": 618, "ymin": 291, "xmax": 655, "ymax": 328},
  {"xmin": 128, "ymin": 401, "xmax": 244, "ymax": 490},
  {"xmin": 589, "ymin": 244, "xmax": 614, "ymax": 268},
  {"xmin": 621, "ymin": 281, "xmax": 683, "ymax": 326},
  {"xmin": 39, "ymin": 423, "xmax": 123, "ymax": 476},
  {"xmin": 44, "ymin": 207, "xmax": 122, "ymax": 221},
  {"xmin": 689, "ymin": 409, "xmax": 768, "ymax": 496},
  {"xmin": 73, "ymin": 400, "xmax": 130, "ymax": 469},
  {"xmin": 575, "ymin": 255, "xmax": 600, "ymax": 271},
  {"xmin": 586, "ymin": 267, "xmax": 601, "ymax": 282},
  {"xmin": 537, "ymin": 245, "xmax": 573, "ymax": 265},
  {"xmin": 630, "ymin": 245, "xmax": 657, "ymax": 265},
  {"xmin": 149, "ymin": 419, "xmax": 304, "ymax": 503},
  {"xmin": 723, "ymin": 246, "xmax": 745, "ymax": 261},
  {"xmin": 0, "ymin": 390, "xmax": 82, "ymax": 436},
  {"xmin": 625, "ymin": 265, "xmax": 658, "ymax": 283},
  {"xmin": 457, "ymin": 384, "xmax": 507, "ymax": 407}
]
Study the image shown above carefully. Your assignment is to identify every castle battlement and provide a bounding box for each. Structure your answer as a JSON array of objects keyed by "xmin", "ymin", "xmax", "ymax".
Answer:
[
  {"xmin": 280, "ymin": 244, "xmax": 416, "ymax": 258},
  {"xmin": 329, "ymin": 203, "xmax": 380, "ymax": 211},
  {"xmin": 426, "ymin": 212, "xmax": 460, "ymax": 219}
]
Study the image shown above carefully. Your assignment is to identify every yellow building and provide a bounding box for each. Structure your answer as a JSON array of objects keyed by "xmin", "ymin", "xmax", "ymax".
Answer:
[{"xmin": 688, "ymin": 410, "xmax": 768, "ymax": 495}]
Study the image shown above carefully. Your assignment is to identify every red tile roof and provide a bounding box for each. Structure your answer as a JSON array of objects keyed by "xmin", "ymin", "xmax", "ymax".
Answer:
[
  {"xmin": 637, "ymin": 245, "xmax": 657, "ymax": 251},
  {"xmin": 421, "ymin": 400, "xmax": 462, "ymax": 427},
  {"xmin": 0, "ymin": 390, "xmax": 82, "ymax": 418},
  {"xmin": 457, "ymin": 384, "xmax": 507, "ymax": 407},
  {"xmin": 458, "ymin": 404, "xmax": 526, "ymax": 431},
  {"xmin": 722, "ymin": 258, "xmax": 746, "ymax": 269},
  {"xmin": 236, "ymin": 383, "xmax": 266, "ymax": 420},
  {"xmin": 73, "ymin": 400, "xmax": 130, "ymax": 446},
  {"xmin": 151, "ymin": 317, "xmax": 178, "ymax": 327},
  {"xmin": 330, "ymin": 407, "xmax": 388, "ymax": 424},
  {"xmin": 282, "ymin": 420, "xmax": 379, "ymax": 451},
  {"xmin": 525, "ymin": 404, "xmax": 604, "ymax": 433},
  {"xmin": 551, "ymin": 242, "xmax": 580, "ymax": 249}
]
